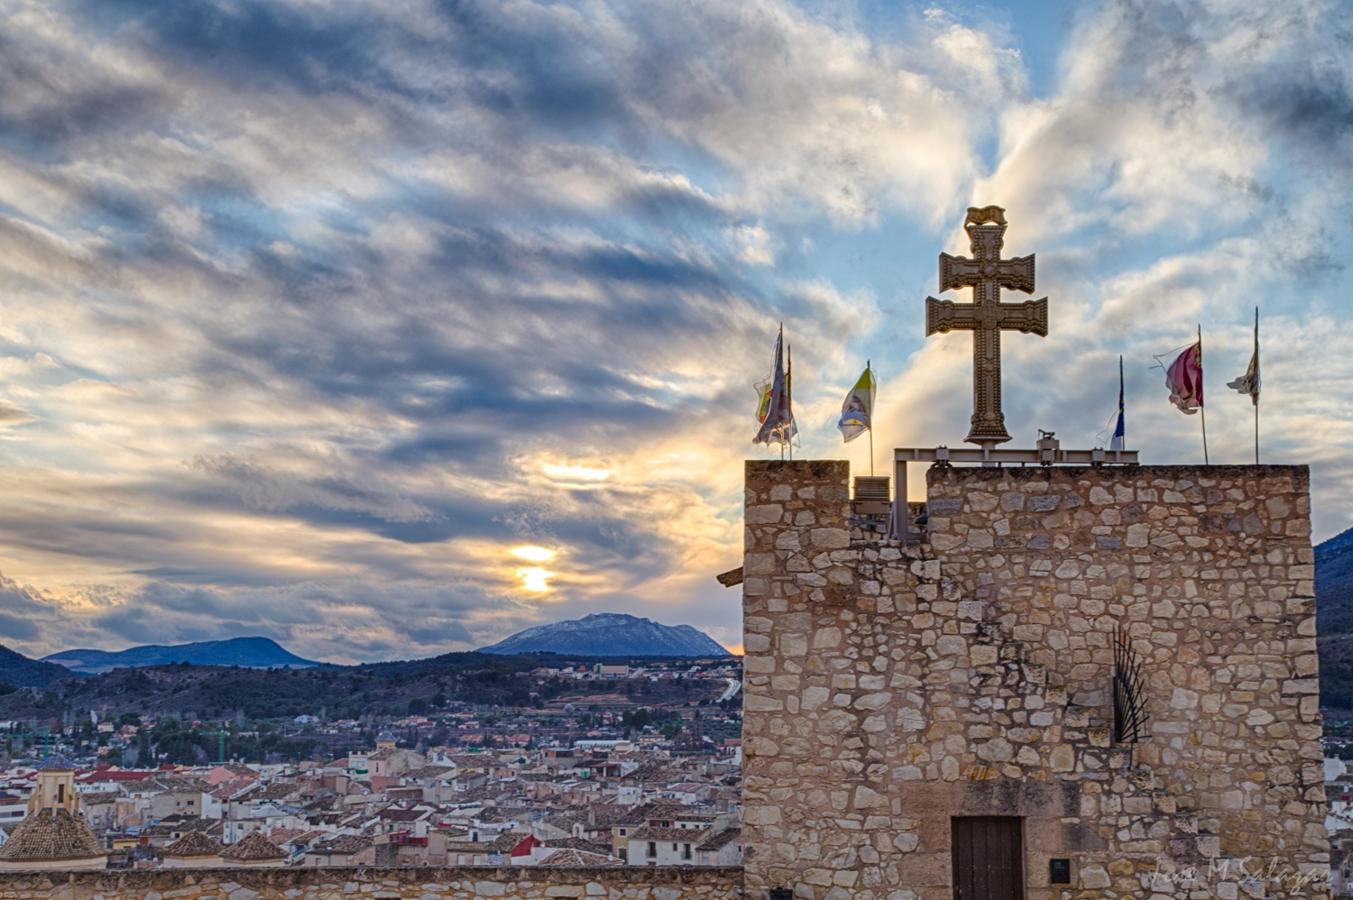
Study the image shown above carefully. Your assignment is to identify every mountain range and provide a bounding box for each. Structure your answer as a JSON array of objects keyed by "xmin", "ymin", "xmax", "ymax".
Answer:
[
  {"xmin": 0, "ymin": 614, "xmax": 732, "ymax": 691},
  {"xmin": 480, "ymin": 613, "xmax": 732, "ymax": 657},
  {"xmin": 40, "ymin": 636, "xmax": 318, "ymax": 675}
]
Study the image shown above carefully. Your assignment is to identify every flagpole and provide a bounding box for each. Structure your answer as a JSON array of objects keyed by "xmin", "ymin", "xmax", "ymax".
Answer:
[
  {"xmin": 1253, "ymin": 306, "xmax": 1260, "ymax": 465},
  {"xmin": 1198, "ymin": 323, "xmax": 1210, "ymax": 465},
  {"xmin": 867, "ymin": 360, "xmax": 875, "ymax": 476},
  {"xmin": 786, "ymin": 342, "xmax": 793, "ymax": 462},
  {"xmin": 778, "ymin": 324, "xmax": 785, "ymax": 462},
  {"xmin": 1119, "ymin": 354, "xmax": 1124, "ymax": 448}
]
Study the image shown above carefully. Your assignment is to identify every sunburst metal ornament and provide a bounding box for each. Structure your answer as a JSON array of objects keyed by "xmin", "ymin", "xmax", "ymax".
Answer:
[{"xmin": 1112, "ymin": 623, "xmax": 1148, "ymax": 746}]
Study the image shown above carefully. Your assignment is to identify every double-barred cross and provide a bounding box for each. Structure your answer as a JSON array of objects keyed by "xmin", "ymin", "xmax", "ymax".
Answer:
[{"xmin": 925, "ymin": 206, "xmax": 1048, "ymax": 446}]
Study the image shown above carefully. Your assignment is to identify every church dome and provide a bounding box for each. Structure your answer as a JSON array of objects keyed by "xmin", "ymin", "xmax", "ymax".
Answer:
[
  {"xmin": 220, "ymin": 831, "xmax": 287, "ymax": 864},
  {"xmin": 0, "ymin": 809, "xmax": 104, "ymax": 866},
  {"xmin": 164, "ymin": 830, "xmax": 224, "ymax": 858},
  {"xmin": 37, "ymin": 754, "xmax": 77, "ymax": 772}
]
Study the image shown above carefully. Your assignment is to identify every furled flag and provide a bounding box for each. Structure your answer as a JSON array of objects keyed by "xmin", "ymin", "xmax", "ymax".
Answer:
[
  {"xmin": 1164, "ymin": 341, "xmax": 1203, "ymax": 414},
  {"xmin": 1109, "ymin": 355, "xmax": 1126, "ymax": 450},
  {"xmin": 1227, "ymin": 307, "xmax": 1260, "ymax": 405},
  {"xmin": 837, "ymin": 363, "xmax": 876, "ymax": 443},
  {"xmin": 753, "ymin": 325, "xmax": 797, "ymax": 446}
]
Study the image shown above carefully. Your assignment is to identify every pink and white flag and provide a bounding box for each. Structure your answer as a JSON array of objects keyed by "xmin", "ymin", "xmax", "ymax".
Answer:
[{"xmin": 1165, "ymin": 342, "xmax": 1203, "ymax": 414}]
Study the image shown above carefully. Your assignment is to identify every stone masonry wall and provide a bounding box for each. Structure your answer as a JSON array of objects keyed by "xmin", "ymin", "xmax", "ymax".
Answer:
[
  {"xmin": 741, "ymin": 460, "xmax": 1327, "ymax": 900},
  {"xmin": 0, "ymin": 865, "xmax": 745, "ymax": 899}
]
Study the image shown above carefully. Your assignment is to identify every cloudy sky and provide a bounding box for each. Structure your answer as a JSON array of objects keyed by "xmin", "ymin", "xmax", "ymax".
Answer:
[{"xmin": 0, "ymin": 0, "xmax": 1349, "ymax": 662}]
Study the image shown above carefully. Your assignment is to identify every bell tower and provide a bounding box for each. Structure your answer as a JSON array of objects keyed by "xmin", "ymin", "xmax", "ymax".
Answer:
[{"xmin": 27, "ymin": 754, "xmax": 80, "ymax": 815}]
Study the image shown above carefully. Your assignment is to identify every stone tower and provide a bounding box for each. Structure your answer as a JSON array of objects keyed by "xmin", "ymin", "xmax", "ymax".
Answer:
[{"xmin": 740, "ymin": 460, "xmax": 1327, "ymax": 899}]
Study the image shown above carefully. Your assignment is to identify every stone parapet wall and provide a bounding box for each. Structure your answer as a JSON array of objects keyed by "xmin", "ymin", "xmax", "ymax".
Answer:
[
  {"xmin": 742, "ymin": 460, "xmax": 1328, "ymax": 900},
  {"xmin": 0, "ymin": 865, "xmax": 745, "ymax": 899}
]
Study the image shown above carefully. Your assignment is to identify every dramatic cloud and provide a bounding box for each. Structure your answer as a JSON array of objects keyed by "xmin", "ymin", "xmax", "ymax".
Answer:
[{"xmin": 0, "ymin": 0, "xmax": 1348, "ymax": 662}]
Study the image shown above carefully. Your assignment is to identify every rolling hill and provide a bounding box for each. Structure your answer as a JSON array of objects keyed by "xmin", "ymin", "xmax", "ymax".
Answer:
[
  {"xmin": 1314, "ymin": 526, "xmax": 1353, "ymax": 711},
  {"xmin": 0, "ymin": 644, "xmax": 79, "ymax": 688}
]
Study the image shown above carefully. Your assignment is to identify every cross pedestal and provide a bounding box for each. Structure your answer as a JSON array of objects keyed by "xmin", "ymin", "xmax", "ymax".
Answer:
[{"xmin": 887, "ymin": 442, "xmax": 1140, "ymax": 541}]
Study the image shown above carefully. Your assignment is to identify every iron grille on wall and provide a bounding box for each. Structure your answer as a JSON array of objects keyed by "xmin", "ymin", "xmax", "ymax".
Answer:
[{"xmin": 1112, "ymin": 622, "xmax": 1148, "ymax": 745}]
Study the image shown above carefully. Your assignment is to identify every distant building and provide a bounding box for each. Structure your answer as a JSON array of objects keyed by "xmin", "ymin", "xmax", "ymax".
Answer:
[
  {"xmin": 366, "ymin": 747, "xmax": 424, "ymax": 778},
  {"xmin": 0, "ymin": 794, "xmax": 26, "ymax": 829},
  {"xmin": 695, "ymin": 827, "xmax": 741, "ymax": 866},
  {"xmin": 626, "ymin": 826, "xmax": 700, "ymax": 866},
  {"xmin": 305, "ymin": 834, "xmax": 374, "ymax": 867}
]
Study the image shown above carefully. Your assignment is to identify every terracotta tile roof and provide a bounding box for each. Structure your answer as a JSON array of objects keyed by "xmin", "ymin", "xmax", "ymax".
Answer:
[
  {"xmin": 163, "ymin": 830, "xmax": 223, "ymax": 857},
  {"xmin": 536, "ymin": 848, "xmax": 622, "ymax": 867},
  {"xmin": 211, "ymin": 778, "xmax": 255, "ymax": 800},
  {"xmin": 81, "ymin": 770, "xmax": 153, "ymax": 784},
  {"xmin": 150, "ymin": 775, "xmax": 208, "ymax": 793},
  {"xmin": 310, "ymin": 834, "xmax": 372, "ymax": 855},
  {"xmin": 377, "ymin": 806, "xmax": 430, "ymax": 822},
  {"xmin": 0, "ymin": 810, "xmax": 104, "ymax": 862},
  {"xmin": 542, "ymin": 812, "xmax": 586, "ymax": 831},
  {"xmin": 696, "ymin": 827, "xmax": 740, "ymax": 851},
  {"xmin": 490, "ymin": 832, "xmax": 523, "ymax": 852},
  {"xmin": 402, "ymin": 765, "xmax": 454, "ymax": 779},
  {"xmin": 541, "ymin": 837, "xmax": 610, "ymax": 856},
  {"xmin": 673, "ymin": 812, "xmax": 717, "ymax": 822},
  {"xmin": 251, "ymin": 783, "xmax": 299, "ymax": 802},
  {"xmin": 147, "ymin": 817, "xmax": 222, "ymax": 839},
  {"xmin": 443, "ymin": 840, "xmax": 492, "ymax": 852},
  {"xmin": 267, "ymin": 827, "xmax": 308, "ymax": 844},
  {"xmin": 219, "ymin": 831, "xmax": 287, "ymax": 861},
  {"xmin": 587, "ymin": 803, "xmax": 630, "ymax": 828},
  {"xmin": 628, "ymin": 825, "xmax": 709, "ymax": 842}
]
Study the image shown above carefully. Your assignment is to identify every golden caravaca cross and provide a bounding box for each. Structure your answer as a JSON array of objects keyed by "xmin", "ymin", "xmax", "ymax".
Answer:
[{"xmin": 926, "ymin": 206, "xmax": 1048, "ymax": 446}]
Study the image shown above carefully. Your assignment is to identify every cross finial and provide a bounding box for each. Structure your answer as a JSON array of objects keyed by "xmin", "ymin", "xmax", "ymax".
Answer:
[{"xmin": 925, "ymin": 207, "xmax": 1048, "ymax": 446}]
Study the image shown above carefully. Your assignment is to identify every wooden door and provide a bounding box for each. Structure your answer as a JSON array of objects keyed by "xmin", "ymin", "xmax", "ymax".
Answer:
[{"xmin": 951, "ymin": 816, "xmax": 1024, "ymax": 900}]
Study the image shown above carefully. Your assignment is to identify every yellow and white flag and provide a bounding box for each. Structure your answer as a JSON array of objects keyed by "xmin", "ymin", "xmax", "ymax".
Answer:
[{"xmin": 837, "ymin": 363, "xmax": 876, "ymax": 443}]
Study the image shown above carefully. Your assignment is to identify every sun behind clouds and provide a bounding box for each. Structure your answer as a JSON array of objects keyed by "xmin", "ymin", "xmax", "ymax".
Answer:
[{"xmin": 510, "ymin": 546, "xmax": 557, "ymax": 594}]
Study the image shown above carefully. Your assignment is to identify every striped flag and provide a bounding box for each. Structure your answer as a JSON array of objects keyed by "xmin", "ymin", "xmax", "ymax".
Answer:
[{"xmin": 753, "ymin": 326, "xmax": 797, "ymax": 446}]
